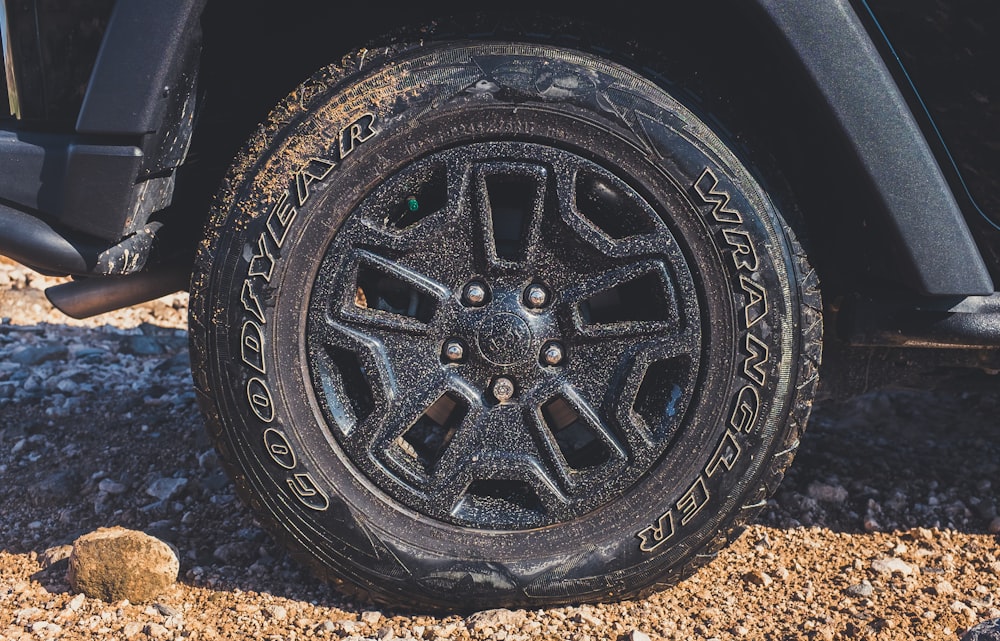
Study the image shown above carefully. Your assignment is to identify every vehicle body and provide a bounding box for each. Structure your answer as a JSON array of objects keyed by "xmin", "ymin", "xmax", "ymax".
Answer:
[{"xmin": 0, "ymin": 0, "xmax": 996, "ymax": 610}]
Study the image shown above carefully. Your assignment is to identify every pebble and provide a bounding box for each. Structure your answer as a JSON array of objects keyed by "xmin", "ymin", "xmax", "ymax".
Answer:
[
  {"xmin": 846, "ymin": 581, "xmax": 874, "ymax": 598},
  {"xmin": 154, "ymin": 603, "xmax": 180, "ymax": 617},
  {"xmin": 807, "ymin": 482, "xmax": 849, "ymax": 504},
  {"xmin": 146, "ymin": 477, "xmax": 188, "ymax": 501},
  {"xmin": 26, "ymin": 470, "xmax": 81, "ymax": 507},
  {"xmin": 360, "ymin": 610, "xmax": 382, "ymax": 625},
  {"xmin": 98, "ymin": 478, "xmax": 128, "ymax": 494},
  {"xmin": 338, "ymin": 620, "xmax": 360, "ymax": 634},
  {"xmin": 871, "ymin": 557, "xmax": 915, "ymax": 576},
  {"xmin": 10, "ymin": 344, "xmax": 68, "ymax": 366},
  {"xmin": 933, "ymin": 580, "xmax": 955, "ymax": 596},
  {"xmin": 265, "ymin": 605, "xmax": 288, "ymax": 620},
  {"xmin": 742, "ymin": 570, "xmax": 773, "ymax": 587},
  {"xmin": 120, "ymin": 335, "xmax": 165, "ymax": 356},
  {"xmin": 39, "ymin": 545, "xmax": 73, "ymax": 568},
  {"xmin": 466, "ymin": 608, "xmax": 526, "ymax": 630},
  {"xmin": 630, "ymin": 631, "xmax": 651, "ymax": 641}
]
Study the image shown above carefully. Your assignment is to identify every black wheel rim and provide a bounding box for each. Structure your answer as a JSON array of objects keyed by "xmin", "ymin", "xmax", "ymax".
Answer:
[{"xmin": 307, "ymin": 141, "xmax": 703, "ymax": 530}]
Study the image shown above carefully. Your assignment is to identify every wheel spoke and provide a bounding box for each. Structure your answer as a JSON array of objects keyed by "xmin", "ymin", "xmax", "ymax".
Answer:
[
  {"xmin": 555, "ymin": 324, "xmax": 701, "ymax": 456},
  {"xmin": 429, "ymin": 403, "xmax": 580, "ymax": 526},
  {"xmin": 347, "ymin": 156, "xmax": 483, "ymax": 283},
  {"xmin": 366, "ymin": 370, "xmax": 458, "ymax": 463}
]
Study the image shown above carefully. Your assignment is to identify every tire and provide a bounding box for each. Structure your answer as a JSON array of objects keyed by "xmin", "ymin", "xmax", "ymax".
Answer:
[{"xmin": 189, "ymin": 39, "xmax": 822, "ymax": 611}]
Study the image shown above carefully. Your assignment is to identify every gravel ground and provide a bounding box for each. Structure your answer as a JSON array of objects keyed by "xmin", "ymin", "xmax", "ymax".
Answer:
[{"xmin": 1, "ymin": 256, "xmax": 998, "ymax": 640}]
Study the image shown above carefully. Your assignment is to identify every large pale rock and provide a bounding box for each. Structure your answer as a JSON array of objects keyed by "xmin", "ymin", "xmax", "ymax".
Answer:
[{"xmin": 67, "ymin": 527, "xmax": 179, "ymax": 603}]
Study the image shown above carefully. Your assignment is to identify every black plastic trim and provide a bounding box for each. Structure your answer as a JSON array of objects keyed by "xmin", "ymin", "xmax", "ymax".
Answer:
[
  {"xmin": 77, "ymin": 0, "xmax": 205, "ymax": 136},
  {"xmin": 0, "ymin": 129, "xmax": 143, "ymax": 240},
  {"xmin": 751, "ymin": 0, "xmax": 994, "ymax": 296}
]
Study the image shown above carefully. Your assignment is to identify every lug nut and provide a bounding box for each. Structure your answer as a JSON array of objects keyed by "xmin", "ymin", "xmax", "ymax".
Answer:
[
  {"xmin": 542, "ymin": 342, "xmax": 565, "ymax": 366},
  {"xmin": 443, "ymin": 340, "xmax": 465, "ymax": 362},
  {"xmin": 491, "ymin": 377, "xmax": 515, "ymax": 403},
  {"xmin": 524, "ymin": 284, "xmax": 549, "ymax": 308},
  {"xmin": 463, "ymin": 281, "xmax": 488, "ymax": 306}
]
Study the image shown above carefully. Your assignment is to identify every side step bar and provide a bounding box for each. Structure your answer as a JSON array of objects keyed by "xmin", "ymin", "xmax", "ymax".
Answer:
[
  {"xmin": 0, "ymin": 202, "xmax": 103, "ymax": 275},
  {"xmin": 841, "ymin": 294, "xmax": 1000, "ymax": 349}
]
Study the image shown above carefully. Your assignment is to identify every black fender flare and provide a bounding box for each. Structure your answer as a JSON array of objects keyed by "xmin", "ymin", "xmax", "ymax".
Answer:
[{"xmin": 749, "ymin": 0, "xmax": 993, "ymax": 296}]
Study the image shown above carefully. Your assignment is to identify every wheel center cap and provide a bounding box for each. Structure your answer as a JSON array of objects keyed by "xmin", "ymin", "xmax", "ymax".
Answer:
[{"xmin": 477, "ymin": 312, "xmax": 532, "ymax": 365}]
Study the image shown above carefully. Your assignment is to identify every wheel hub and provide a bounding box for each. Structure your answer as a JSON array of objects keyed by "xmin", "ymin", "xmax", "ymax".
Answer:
[{"xmin": 477, "ymin": 311, "xmax": 533, "ymax": 365}]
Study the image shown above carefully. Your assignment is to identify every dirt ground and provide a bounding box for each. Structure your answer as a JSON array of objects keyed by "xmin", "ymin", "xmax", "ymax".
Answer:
[{"xmin": 0, "ymin": 256, "xmax": 998, "ymax": 640}]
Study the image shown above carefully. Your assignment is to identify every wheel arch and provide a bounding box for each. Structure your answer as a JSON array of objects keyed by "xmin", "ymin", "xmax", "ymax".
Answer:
[{"xmin": 189, "ymin": 0, "xmax": 993, "ymax": 301}]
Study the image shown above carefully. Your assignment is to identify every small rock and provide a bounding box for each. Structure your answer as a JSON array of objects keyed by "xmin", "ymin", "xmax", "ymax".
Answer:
[
  {"xmin": 265, "ymin": 605, "xmax": 287, "ymax": 620},
  {"xmin": 122, "ymin": 621, "xmax": 144, "ymax": 639},
  {"xmin": 212, "ymin": 541, "xmax": 256, "ymax": 565},
  {"xmin": 316, "ymin": 621, "xmax": 338, "ymax": 633},
  {"xmin": 807, "ymin": 482, "xmax": 849, "ymax": 504},
  {"xmin": 630, "ymin": 631, "xmax": 652, "ymax": 641},
  {"xmin": 67, "ymin": 527, "xmax": 179, "ymax": 603},
  {"xmin": 10, "ymin": 344, "xmax": 68, "ymax": 366},
  {"xmin": 742, "ymin": 570, "xmax": 773, "ymax": 587},
  {"xmin": 360, "ymin": 610, "xmax": 382, "ymax": 625},
  {"xmin": 846, "ymin": 581, "xmax": 874, "ymax": 598},
  {"xmin": 197, "ymin": 449, "xmax": 219, "ymax": 471},
  {"xmin": 146, "ymin": 477, "xmax": 188, "ymax": 501},
  {"xmin": 933, "ymin": 580, "xmax": 955, "ymax": 596},
  {"xmin": 466, "ymin": 608, "xmax": 525, "ymax": 630},
  {"xmin": 120, "ymin": 335, "xmax": 164, "ymax": 356},
  {"xmin": 573, "ymin": 607, "xmax": 603, "ymax": 627},
  {"xmin": 871, "ymin": 557, "xmax": 915, "ymax": 576},
  {"xmin": 39, "ymin": 544, "xmax": 73, "ymax": 569},
  {"xmin": 144, "ymin": 622, "xmax": 170, "ymax": 639},
  {"xmin": 31, "ymin": 621, "xmax": 60, "ymax": 634},
  {"xmin": 98, "ymin": 479, "xmax": 127, "ymax": 495},
  {"xmin": 338, "ymin": 620, "xmax": 360, "ymax": 634},
  {"xmin": 26, "ymin": 470, "xmax": 81, "ymax": 507},
  {"xmin": 66, "ymin": 593, "xmax": 86, "ymax": 612}
]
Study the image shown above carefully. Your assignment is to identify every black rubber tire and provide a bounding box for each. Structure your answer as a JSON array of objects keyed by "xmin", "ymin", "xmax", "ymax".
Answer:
[{"xmin": 189, "ymin": 40, "xmax": 822, "ymax": 611}]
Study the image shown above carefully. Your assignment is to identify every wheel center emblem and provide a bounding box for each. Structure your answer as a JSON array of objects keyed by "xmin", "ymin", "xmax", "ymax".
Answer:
[{"xmin": 478, "ymin": 313, "xmax": 532, "ymax": 365}]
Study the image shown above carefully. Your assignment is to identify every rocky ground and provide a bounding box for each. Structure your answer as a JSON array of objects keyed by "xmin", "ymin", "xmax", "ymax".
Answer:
[{"xmin": 0, "ymin": 256, "xmax": 998, "ymax": 640}]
